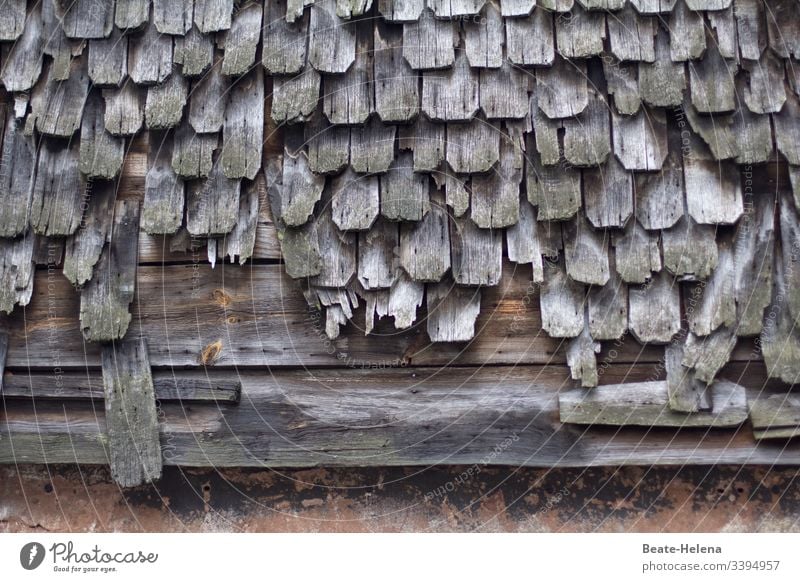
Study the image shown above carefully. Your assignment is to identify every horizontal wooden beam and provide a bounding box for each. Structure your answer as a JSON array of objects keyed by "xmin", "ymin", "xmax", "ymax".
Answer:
[{"xmin": 2, "ymin": 364, "xmax": 798, "ymax": 468}]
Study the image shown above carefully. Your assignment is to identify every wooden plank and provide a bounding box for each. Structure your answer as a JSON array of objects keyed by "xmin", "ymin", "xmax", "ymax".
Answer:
[
  {"xmin": 63, "ymin": 181, "xmax": 115, "ymax": 287},
  {"xmin": 749, "ymin": 394, "xmax": 800, "ymax": 431},
  {"xmin": 101, "ymin": 338, "xmax": 162, "ymax": 487},
  {"xmin": 221, "ymin": 67, "xmax": 264, "ymax": 180}
]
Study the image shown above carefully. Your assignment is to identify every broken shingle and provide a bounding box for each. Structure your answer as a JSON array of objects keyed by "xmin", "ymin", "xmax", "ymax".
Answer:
[
  {"xmin": 608, "ymin": 5, "xmax": 656, "ymax": 62},
  {"xmin": 604, "ymin": 59, "xmax": 641, "ymax": 115},
  {"xmin": 628, "ymin": 270, "xmax": 681, "ymax": 344},
  {"xmin": 381, "ymin": 152, "xmax": 430, "ymax": 222},
  {"xmin": 465, "ymin": 2, "xmax": 503, "ymax": 68},
  {"xmin": 564, "ymin": 214, "xmax": 611, "ymax": 286},
  {"xmin": 613, "ymin": 219, "xmax": 661, "ymax": 284},
  {"xmin": 588, "ymin": 269, "xmax": 628, "ymax": 340},
  {"xmin": 129, "ymin": 21, "xmax": 173, "ymax": 85},
  {"xmin": 186, "ymin": 162, "xmax": 241, "ymax": 236},
  {"xmin": 358, "ymin": 218, "xmax": 399, "ymax": 290},
  {"xmin": 426, "ymin": 282, "xmax": 482, "ymax": 342},
  {"xmin": 189, "ymin": 62, "xmax": 228, "ymax": 134},
  {"xmin": 323, "ymin": 24, "xmax": 373, "ymax": 125},
  {"xmin": 63, "ymin": 181, "xmax": 115, "ymax": 286},
  {"xmin": 446, "ymin": 121, "xmax": 501, "ymax": 174},
  {"xmin": 480, "ymin": 61, "xmax": 530, "ymax": 120},
  {"xmin": 330, "ymin": 168, "xmax": 380, "ymax": 231},
  {"xmin": 774, "ymin": 91, "xmax": 800, "ymax": 166},
  {"xmin": 221, "ymin": 68, "xmax": 264, "ymax": 180},
  {"xmin": 350, "ymin": 118, "xmax": 396, "ymax": 174},
  {"xmin": 172, "ymin": 122, "xmax": 217, "ymax": 178},
  {"xmin": 536, "ymin": 56, "xmax": 588, "ymax": 119},
  {"xmin": 562, "ymin": 91, "xmax": 611, "ymax": 167},
  {"xmin": 308, "ymin": 1, "xmax": 356, "ymax": 73},
  {"xmin": 142, "ymin": 133, "xmax": 186, "ymax": 235},
  {"xmin": 31, "ymin": 139, "xmax": 86, "ymax": 237},
  {"xmin": 506, "ymin": 197, "xmax": 545, "ymax": 282},
  {"xmin": 153, "ymin": 0, "xmax": 193, "ymax": 34},
  {"xmin": 422, "ymin": 52, "xmax": 480, "ymax": 122},
  {"xmin": 305, "ymin": 110, "xmax": 350, "ymax": 174},
  {"xmin": 104, "ymin": 84, "xmax": 145, "ymax": 136},
  {"xmin": 32, "ymin": 58, "xmax": 90, "ymax": 137},
  {"xmin": 173, "ymin": 26, "xmax": 214, "ymax": 77},
  {"xmin": 271, "ymin": 69, "xmax": 321, "ymax": 124},
  {"xmin": 450, "ymin": 215, "xmax": 503, "ymax": 286},
  {"xmin": 505, "ymin": 8, "xmax": 554, "ymax": 67},
  {"xmin": 735, "ymin": 0, "xmax": 767, "ymax": 60},
  {"xmin": 470, "ymin": 135, "xmax": 522, "ymax": 228},
  {"xmin": 686, "ymin": 242, "xmax": 736, "ymax": 336},
  {"xmin": 0, "ymin": 232, "xmax": 35, "ymax": 314},
  {"xmin": 374, "ymin": 20, "xmax": 419, "ymax": 123},
  {"xmin": 662, "ymin": 215, "xmax": 719, "ymax": 280},
  {"xmin": 583, "ymin": 157, "xmax": 633, "ymax": 228},
  {"xmin": 555, "ymin": 5, "xmax": 606, "ymax": 59},
  {"xmin": 0, "ymin": 4, "xmax": 44, "ymax": 92},
  {"xmin": 263, "ymin": 0, "xmax": 308, "ymax": 74},
  {"xmin": 0, "ymin": 116, "xmax": 36, "ymax": 238},
  {"xmin": 221, "ymin": 2, "xmax": 262, "ymax": 77},
  {"xmin": 58, "ymin": 0, "xmax": 114, "ymax": 39},
  {"xmin": 540, "ymin": 257, "xmax": 585, "ymax": 338},
  {"xmin": 567, "ymin": 325, "xmax": 601, "ymax": 388},
  {"xmin": 145, "ymin": 71, "xmax": 189, "ymax": 129},
  {"xmin": 88, "ymin": 28, "xmax": 128, "ymax": 87},
  {"xmin": 79, "ymin": 93, "xmax": 125, "ymax": 180},
  {"xmin": 399, "ymin": 190, "xmax": 450, "ymax": 282},
  {"xmin": 309, "ymin": 203, "xmax": 357, "ymax": 287},
  {"xmin": 194, "ymin": 0, "xmax": 234, "ymax": 33},
  {"xmin": 638, "ymin": 28, "xmax": 686, "ymax": 108},
  {"xmin": 611, "ymin": 107, "xmax": 668, "ymax": 171}
]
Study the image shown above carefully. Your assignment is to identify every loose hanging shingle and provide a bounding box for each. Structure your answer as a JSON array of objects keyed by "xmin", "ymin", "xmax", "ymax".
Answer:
[
  {"xmin": 526, "ymin": 151, "xmax": 582, "ymax": 221},
  {"xmin": 583, "ymin": 157, "xmax": 633, "ymax": 228},
  {"xmin": 272, "ymin": 69, "xmax": 322, "ymax": 124},
  {"xmin": 388, "ymin": 270, "xmax": 424, "ymax": 328},
  {"xmin": 221, "ymin": 2, "xmax": 262, "ymax": 76},
  {"xmin": 80, "ymin": 200, "xmax": 140, "ymax": 342},
  {"xmin": 608, "ymin": 5, "xmax": 656, "ymax": 62},
  {"xmin": 305, "ymin": 110, "xmax": 350, "ymax": 174},
  {"xmin": 172, "ymin": 122, "xmax": 217, "ymax": 178},
  {"xmin": 324, "ymin": 23, "xmax": 373, "ymax": 125},
  {"xmin": 0, "ymin": 3, "xmax": 44, "ymax": 92},
  {"xmin": 142, "ymin": 133, "xmax": 185, "ymax": 235},
  {"xmin": 611, "ymin": 107, "xmax": 668, "ymax": 171},
  {"xmin": 0, "ymin": 116, "xmax": 36, "ymax": 238},
  {"xmin": 684, "ymin": 156, "xmax": 744, "ymax": 225},
  {"xmin": 669, "ymin": 0, "xmax": 705, "ymax": 61},
  {"xmin": 186, "ymin": 162, "xmax": 241, "ymax": 236},
  {"xmin": 32, "ymin": 57, "xmax": 90, "ymax": 138},
  {"xmin": 0, "ymin": 232, "xmax": 35, "ymax": 314},
  {"xmin": 665, "ymin": 342, "xmax": 711, "ymax": 413},
  {"xmin": 662, "ymin": 215, "xmax": 718, "ymax": 280},
  {"xmin": 263, "ymin": 0, "xmax": 308, "ymax": 74},
  {"xmin": 88, "ymin": 28, "xmax": 128, "ymax": 87},
  {"xmin": 734, "ymin": 0, "xmax": 766, "ymax": 61},
  {"xmin": 683, "ymin": 327, "xmax": 737, "ymax": 385},
  {"xmin": 613, "ymin": 218, "xmax": 661, "ymax": 284},
  {"xmin": 760, "ymin": 245, "xmax": 800, "ymax": 384},
  {"xmin": 221, "ymin": 68, "xmax": 264, "ymax": 180},
  {"xmin": 628, "ymin": 270, "xmax": 680, "ymax": 344},
  {"xmin": 398, "ymin": 118, "xmax": 445, "ymax": 172},
  {"xmin": 638, "ymin": 28, "xmax": 686, "ymax": 107},
  {"xmin": 506, "ymin": 197, "xmax": 545, "ymax": 282},
  {"xmin": 31, "ymin": 139, "xmax": 86, "ymax": 237},
  {"xmin": 174, "ymin": 26, "xmax": 215, "ymax": 77},
  {"xmin": 309, "ymin": 1, "xmax": 356, "ymax": 73},
  {"xmin": 444, "ymin": 173, "xmax": 470, "ymax": 217},
  {"xmin": 330, "ymin": 168, "xmax": 380, "ymax": 231},
  {"xmin": 505, "ymin": 8, "xmax": 555, "ymax": 67},
  {"xmin": 540, "ymin": 257, "xmax": 585, "ymax": 338},
  {"xmin": 381, "ymin": 151, "xmax": 430, "ymax": 221},
  {"xmin": 422, "ymin": 52, "xmax": 480, "ymax": 122},
  {"xmin": 350, "ymin": 118, "xmax": 396, "ymax": 173},
  {"xmin": 563, "ymin": 214, "xmax": 610, "ymax": 286},
  {"xmin": 480, "ymin": 61, "xmax": 529, "ymax": 120},
  {"xmin": 188, "ymin": 62, "xmax": 227, "ymax": 134},
  {"xmin": 465, "ymin": 2, "xmax": 503, "ymax": 68},
  {"xmin": 399, "ymin": 190, "xmax": 450, "ymax": 282},
  {"xmin": 79, "ymin": 92, "xmax": 125, "ymax": 180},
  {"xmin": 129, "ymin": 21, "xmax": 173, "ymax": 85},
  {"xmin": 567, "ymin": 324, "xmax": 600, "ymax": 388},
  {"xmin": 104, "ymin": 83, "xmax": 145, "ymax": 135},
  {"xmin": 379, "ymin": 0, "xmax": 425, "ymax": 20},
  {"xmin": 402, "ymin": 9, "xmax": 455, "ymax": 70},
  {"xmin": 309, "ymin": 202, "xmax": 357, "ymax": 287},
  {"xmin": 57, "ymin": 0, "xmax": 114, "ymax": 39},
  {"xmin": 281, "ymin": 130, "xmax": 326, "ymax": 227},
  {"xmin": 774, "ymin": 90, "xmax": 800, "ymax": 165},
  {"xmin": 428, "ymin": 0, "xmax": 486, "ymax": 17},
  {"xmin": 446, "ymin": 121, "xmax": 500, "ymax": 174},
  {"xmin": 426, "ymin": 281, "xmax": 481, "ymax": 342},
  {"xmin": 536, "ymin": 56, "xmax": 588, "ymax": 119},
  {"xmin": 764, "ymin": 0, "xmax": 800, "ymax": 59},
  {"xmin": 686, "ymin": 242, "xmax": 736, "ymax": 336},
  {"xmin": 63, "ymin": 181, "xmax": 115, "ymax": 286},
  {"xmin": 470, "ymin": 134, "xmax": 522, "ymax": 228},
  {"xmin": 562, "ymin": 90, "xmax": 611, "ymax": 167},
  {"xmin": 358, "ymin": 218, "xmax": 398, "ymax": 289},
  {"xmin": 588, "ymin": 268, "xmax": 628, "ymax": 340},
  {"xmin": 733, "ymin": 190, "xmax": 775, "ymax": 337},
  {"xmin": 0, "ymin": 0, "xmax": 25, "ymax": 40},
  {"xmin": 604, "ymin": 59, "xmax": 641, "ymax": 115},
  {"xmin": 145, "ymin": 71, "xmax": 189, "ymax": 129},
  {"xmin": 152, "ymin": 0, "xmax": 193, "ymax": 34},
  {"xmin": 501, "ymin": 0, "xmax": 536, "ymax": 14},
  {"xmin": 742, "ymin": 53, "xmax": 785, "ymax": 114},
  {"xmin": 780, "ymin": 192, "xmax": 800, "ymax": 327},
  {"xmin": 450, "ymin": 215, "xmax": 503, "ymax": 286},
  {"xmin": 689, "ymin": 44, "xmax": 738, "ymax": 114},
  {"xmin": 194, "ymin": 0, "xmax": 234, "ymax": 33},
  {"xmin": 555, "ymin": 5, "xmax": 606, "ymax": 59},
  {"xmin": 374, "ymin": 21, "xmax": 419, "ymax": 123}
]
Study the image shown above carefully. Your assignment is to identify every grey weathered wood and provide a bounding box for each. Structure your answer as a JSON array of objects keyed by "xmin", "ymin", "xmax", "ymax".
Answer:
[
  {"xmin": 32, "ymin": 58, "xmax": 90, "ymax": 137},
  {"xmin": 501, "ymin": 0, "xmax": 536, "ymax": 14},
  {"xmin": 613, "ymin": 218, "xmax": 661, "ymax": 284},
  {"xmin": 271, "ymin": 69, "xmax": 321, "ymax": 124},
  {"xmin": 308, "ymin": 1, "xmax": 356, "ymax": 73},
  {"xmin": 422, "ymin": 52, "xmax": 479, "ymax": 122},
  {"xmin": 381, "ymin": 152, "xmax": 430, "ymax": 222},
  {"xmin": 470, "ymin": 134, "xmax": 521, "ymax": 228},
  {"xmin": 80, "ymin": 201, "xmax": 140, "ymax": 342},
  {"xmin": 446, "ymin": 121, "xmax": 500, "ymax": 174},
  {"xmin": 186, "ymin": 162, "xmax": 240, "ymax": 236},
  {"xmin": 402, "ymin": 8, "xmax": 455, "ymax": 70},
  {"xmin": 350, "ymin": 118, "xmax": 396, "ymax": 173},
  {"xmin": 79, "ymin": 93, "xmax": 125, "ymax": 180},
  {"xmin": 41, "ymin": 0, "xmax": 79, "ymax": 82},
  {"xmin": 337, "ymin": 0, "xmax": 374, "ymax": 17},
  {"xmin": 685, "ymin": 0, "xmax": 732, "ymax": 9},
  {"xmin": 30, "ymin": 139, "xmax": 86, "ymax": 237},
  {"xmin": 428, "ymin": 0, "xmax": 486, "ymax": 17},
  {"xmin": 684, "ymin": 104, "xmax": 737, "ymax": 161},
  {"xmin": 684, "ymin": 156, "xmax": 744, "ymax": 225},
  {"xmin": 142, "ymin": 134, "xmax": 185, "ymax": 235},
  {"xmin": 0, "ymin": 232, "xmax": 35, "ymax": 314},
  {"xmin": 540, "ymin": 257, "xmax": 585, "ymax": 338},
  {"xmin": 174, "ymin": 26, "xmax": 215, "ymax": 77},
  {"xmin": 115, "ymin": 0, "xmax": 150, "ymax": 29},
  {"xmin": 761, "ymin": 237, "xmax": 800, "ymax": 384},
  {"xmin": 505, "ymin": 8, "xmax": 554, "ymax": 67},
  {"xmin": 358, "ymin": 218, "xmax": 398, "ymax": 290},
  {"xmin": 560, "ymin": 379, "xmax": 747, "ymax": 427},
  {"xmin": 526, "ymin": 152, "xmax": 582, "ymax": 221},
  {"xmin": 281, "ymin": 133, "xmax": 326, "ymax": 227},
  {"xmin": 686, "ymin": 242, "xmax": 736, "ymax": 336},
  {"xmin": 217, "ymin": 177, "xmax": 260, "ymax": 265},
  {"xmin": 465, "ymin": 2, "xmax": 503, "ymax": 68},
  {"xmin": 330, "ymin": 168, "xmax": 379, "ymax": 231},
  {"xmin": 529, "ymin": 87, "xmax": 560, "ymax": 165},
  {"xmin": 536, "ymin": 56, "xmax": 587, "ymax": 119},
  {"xmin": 444, "ymin": 173, "xmax": 470, "ymax": 218},
  {"xmin": 567, "ymin": 324, "xmax": 600, "ymax": 388},
  {"xmin": 506, "ymin": 197, "xmax": 544, "ymax": 282},
  {"xmin": 103, "ymin": 83, "xmax": 145, "ymax": 136},
  {"xmin": 450, "ymin": 215, "xmax": 503, "ymax": 286},
  {"xmin": 145, "ymin": 71, "xmax": 189, "ymax": 130},
  {"xmin": 669, "ymin": 0, "xmax": 705, "ymax": 61},
  {"xmin": 665, "ymin": 342, "xmax": 710, "ymax": 413},
  {"xmin": 588, "ymin": 269, "xmax": 628, "ymax": 340},
  {"xmin": 639, "ymin": 28, "xmax": 686, "ymax": 108},
  {"xmin": 563, "ymin": 214, "xmax": 610, "ymax": 286},
  {"xmin": 399, "ymin": 190, "xmax": 450, "ymax": 282},
  {"xmin": 88, "ymin": 29, "xmax": 128, "ymax": 87},
  {"xmin": 555, "ymin": 5, "xmax": 606, "ymax": 59},
  {"xmin": 57, "ymin": 0, "xmax": 114, "ymax": 39},
  {"xmin": 634, "ymin": 156, "xmax": 683, "ymax": 230},
  {"xmin": 221, "ymin": 68, "xmax": 263, "ymax": 180},
  {"xmin": 172, "ymin": 122, "xmax": 217, "ymax": 178},
  {"xmin": 690, "ymin": 44, "xmax": 738, "ymax": 114},
  {"xmin": 735, "ymin": 0, "xmax": 766, "ymax": 61},
  {"xmin": 0, "ymin": 0, "xmax": 25, "ymax": 41},
  {"xmin": 628, "ymin": 270, "xmax": 680, "ymax": 344},
  {"xmin": 385, "ymin": 270, "xmax": 422, "ymax": 329},
  {"xmin": 0, "ymin": 116, "xmax": 36, "ymax": 238},
  {"xmin": 188, "ymin": 62, "xmax": 228, "ymax": 134},
  {"xmin": 774, "ymin": 90, "xmax": 800, "ymax": 166},
  {"xmin": 305, "ymin": 110, "xmax": 350, "ymax": 174},
  {"xmin": 608, "ymin": 5, "xmax": 656, "ymax": 62},
  {"xmin": 539, "ymin": 0, "xmax": 574, "ymax": 8},
  {"xmin": 583, "ymin": 157, "xmax": 632, "ymax": 228},
  {"xmin": 562, "ymin": 91, "xmax": 611, "ymax": 167},
  {"xmin": 398, "ymin": 118, "xmax": 445, "ymax": 172},
  {"xmin": 374, "ymin": 20, "xmax": 419, "ymax": 123},
  {"xmin": 662, "ymin": 215, "xmax": 719, "ymax": 280},
  {"xmin": 0, "ymin": 330, "xmax": 7, "ymax": 391},
  {"xmin": 323, "ymin": 23, "xmax": 373, "ymax": 125},
  {"xmin": 749, "ymin": 394, "xmax": 800, "ymax": 436},
  {"xmin": 612, "ymin": 107, "xmax": 667, "ymax": 171},
  {"xmin": 152, "ymin": 0, "xmax": 192, "ymax": 34},
  {"xmin": 480, "ymin": 61, "xmax": 529, "ymax": 120},
  {"xmin": 731, "ymin": 82, "xmax": 774, "ymax": 165},
  {"xmin": 764, "ymin": 0, "xmax": 800, "ymax": 59},
  {"xmin": 709, "ymin": 5, "xmax": 740, "ymax": 60},
  {"xmin": 780, "ymin": 192, "xmax": 800, "ymax": 328},
  {"xmin": 682, "ymin": 327, "xmax": 737, "ymax": 385},
  {"xmin": 742, "ymin": 52, "xmax": 785, "ymax": 115},
  {"xmin": 0, "ymin": 3, "xmax": 44, "ymax": 92},
  {"xmin": 309, "ymin": 202, "xmax": 357, "ymax": 287},
  {"xmin": 604, "ymin": 59, "xmax": 641, "ymax": 115},
  {"xmin": 379, "ymin": 0, "xmax": 425, "ymax": 20},
  {"xmin": 129, "ymin": 21, "xmax": 173, "ymax": 85},
  {"xmin": 63, "ymin": 181, "xmax": 115, "ymax": 286},
  {"xmin": 194, "ymin": 0, "xmax": 234, "ymax": 33},
  {"xmin": 221, "ymin": 2, "xmax": 262, "ymax": 76},
  {"xmin": 426, "ymin": 281, "xmax": 481, "ymax": 342},
  {"xmin": 100, "ymin": 338, "xmax": 162, "ymax": 488},
  {"xmin": 263, "ymin": 0, "xmax": 308, "ymax": 75}
]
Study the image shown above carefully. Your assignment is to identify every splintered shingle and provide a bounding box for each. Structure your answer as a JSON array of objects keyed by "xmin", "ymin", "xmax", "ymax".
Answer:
[
  {"xmin": 604, "ymin": 59, "xmax": 641, "ymax": 115},
  {"xmin": 742, "ymin": 53, "xmax": 786, "ymax": 114},
  {"xmin": 189, "ymin": 62, "xmax": 228, "ymax": 133},
  {"xmin": 263, "ymin": 0, "xmax": 308, "ymax": 74},
  {"xmin": 381, "ymin": 152, "xmax": 430, "ymax": 221},
  {"xmin": 399, "ymin": 190, "xmax": 450, "ymax": 282},
  {"xmin": 104, "ymin": 83, "xmax": 145, "ymax": 135},
  {"xmin": 480, "ymin": 61, "xmax": 529, "ymax": 119},
  {"xmin": 465, "ymin": 2, "xmax": 503, "ymax": 68},
  {"xmin": 309, "ymin": 1, "xmax": 356, "ymax": 73},
  {"xmin": 398, "ymin": 117, "xmax": 445, "ymax": 172},
  {"xmin": 666, "ymin": 342, "xmax": 711, "ymax": 412},
  {"xmin": 629, "ymin": 270, "xmax": 680, "ymax": 344},
  {"xmin": 0, "ymin": 233, "xmax": 35, "ymax": 314},
  {"xmin": 142, "ymin": 133, "xmax": 185, "ymax": 235},
  {"xmin": 194, "ymin": 0, "xmax": 234, "ymax": 33},
  {"xmin": 765, "ymin": 0, "xmax": 800, "ymax": 59},
  {"xmin": 222, "ymin": 2, "xmax": 262, "ymax": 76},
  {"xmin": 684, "ymin": 105, "xmax": 738, "ymax": 161},
  {"xmin": 350, "ymin": 118, "xmax": 396, "ymax": 173},
  {"xmin": 450, "ymin": 215, "xmax": 503, "ymax": 286},
  {"xmin": 153, "ymin": 0, "xmax": 193, "ymax": 34},
  {"xmin": 426, "ymin": 282, "xmax": 482, "ymax": 342},
  {"xmin": 305, "ymin": 110, "xmax": 350, "ymax": 174},
  {"xmin": 63, "ymin": 181, "xmax": 114, "ymax": 286},
  {"xmin": 613, "ymin": 218, "xmax": 661, "ymax": 284},
  {"xmin": 608, "ymin": 5, "xmax": 656, "ymax": 62},
  {"xmin": 174, "ymin": 26, "xmax": 214, "ymax": 77},
  {"xmin": 662, "ymin": 215, "xmax": 719, "ymax": 280},
  {"xmin": 358, "ymin": 218, "xmax": 398, "ymax": 289},
  {"xmin": 735, "ymin": 0, "xmax": 767, "ymax": 60},
  {"xmin": 563, "ymin": 214, "xmax": 610, "ymax": 286},
  {"xmin": 0, "ymin": 116, "xmax": 36, "ymax": 238},
  {"xmin": 638, "ymin": 28, "xmax": 686, "ymax": 107},
  {"xmin": 583, "ymin": 157, "xmax": 633, "ymax": 228},
  {"xmin": 588, "ymin": 269, "xmax": 628, "ymax": 340},
  {"xmin": 709, "ymin": 6, "xmax": 738, "ymax": 59},
  {"xmin": 379, "ymin": 0, "xmax": 425, "ymax": 20},
  {"xmin": 374, "ymin": 20, "xmax": 419, "ymax": 123},
  {"xmin": 612, "ymin": 107, "xmax": 667, "ymax": 171},
  {"xmin": 470, "ymin": 135, "xmax": 522, "ymax": 228},
  {"xmin": 669, "ymin": 0, "xmax": 705, "ymax": 61},
  {"xmin": 310, "ymin": 203, "xmax": 357, "ymax": 287},
  {"xmin": 88, "ymin": 28, "xmax": 128, "ymax": 87},
  {"xmin": 446, "ymin": 122, "xmax": 500, "ymax": 174},
  {"xmin": 387, "ymin": 270, "xmax": 424, "ymax": 328},
  {"xmin": 562, "ymin": 91, "xmax": 611, "ymax": 167},
  {"xmin": 690, "ymin": 44, "xmax": 738, "ymax": 114},
  {"xmin": 57, "ymin": 0, "xmax": 114, "ymax": 39},
  {"xmin": 41, "ymin": 0, "xmax": 76, "ymax": 81},
  {"xmin": 422, "ymin": 52, "xmax": 480, "ymax": 121},
  {"xmin": 506, "ymin": 197, "xmax": 545, "ymax": 281},
  {"xmin": 324, "ymin": 24, "xmax": 373, "ymax": 125},
  {"xmin": 31, "ymin": 139, "xmax": 86, "ymax": 237},
  {"xmin": 129, "ymin": 21, "xmax": 173, "ymax": 85},
  {"xmin": 536, "ymin": 56, "xmax": 588, "ymax": 119},
  {"xmin": 281, "ymin": 131, "xmax": 325, "ymax": 227},
  {"xmin": 221, "ymin": 68, "xmax": 264, "ymax": 180},
  {"xmin": 330, "ymin": 168, "xmax": 380, "ymax": 231},
  {"xmin": 271, "ymin": 69, "xmax": 321, "ymax": 124},
  {"xmin": 79, "ymin": 93, "xmax": 125, "ymax": 180},
  {"xmin": 428, "ymin": 0, "xmax": 486, "ymax": 17},
  {"xmin": 526, "ymin": 151, "xmax": 582, "ymax": 220},
  {"xmin": 0, "ymin": 3, "xmax": 43, "ymax": 92},
  {"xmin": 145, "ymin": 71, "xmax": 189, "ymax": 129},
  {"xmin": 505, "ymin": 8, "xmax": 554, "ymax": 66},
  {"xmin": 402, "ymin": 9, "xmax": 455, "ymax": 70},
  {"xmin": 115, "ymin": 0, "xmax": 150, "ymax": 29},
  {"xmin": 555, "ymin": 5, "xmax": 606, "ymax": 59},
  {"xmin": 172, "ymin": 123, "xmax": 217, "ymax": 177},
  {"xmin": 444, "ymin": 173, "xmax": 470, "ymax": 217},
  {"xmin": 186, "ymin": 162, "xmax": 241, "ymax": 236},
  {"xmin": 567, "ymin": 325, "xmax": 600, "ymax": 387},
  {"xmin": 0, "ymin": 0, "xmax": 25, "ymax": 41},
  {"xmin": 540, "ymin": 257, "xmax": 585, "ymax": 338},
  {"xmin": 32, "ymin": 58, "xmax": 90, "ymax": 137}
]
